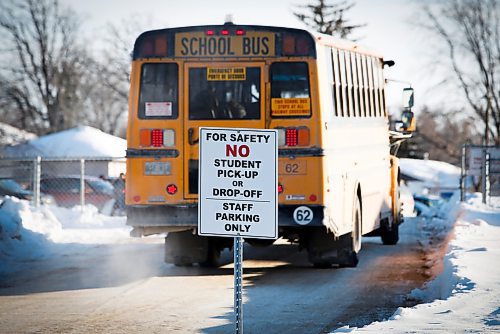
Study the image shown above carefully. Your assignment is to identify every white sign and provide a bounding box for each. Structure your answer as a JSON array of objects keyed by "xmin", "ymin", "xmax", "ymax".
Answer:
[
  {"xmin": 145, "ymin": 102, "xmax": 172, "ymax": 116},
  {"xmin": 468, "ymin": 147, "xmax": 500, "ymax": 176},
  {"xmin": 198, "ymin": 127, "xmax": 278, "ymax": 239}
]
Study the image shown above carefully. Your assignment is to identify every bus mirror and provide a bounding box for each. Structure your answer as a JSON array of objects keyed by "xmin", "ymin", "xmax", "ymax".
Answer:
[
  {"xmin": 401, "ymin": 110, "xmax": 416, "ymax": 132},
  {"xmin": 402, "ymin": 88, "xmax": 414, "ymax": 109}
]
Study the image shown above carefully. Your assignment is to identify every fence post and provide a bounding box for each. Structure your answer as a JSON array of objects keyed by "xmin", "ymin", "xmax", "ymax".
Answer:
[
  {"xmin": 460, "ymin": 144, "xmax": 466, "ymax": 202},
  {"xmin": 80, "ymin": 158, "xmax": 85, "ymax": 210},
  {"xmin": 485, "ymin": 152, "xmax": 490, "ymax": 205},
  {"xmin": 33, "ymin": 156, "xmax": 41, "ymax": 207},
  {"xmin": 481, "ymin": 149, "xmax": 488, "ymax": 204}
]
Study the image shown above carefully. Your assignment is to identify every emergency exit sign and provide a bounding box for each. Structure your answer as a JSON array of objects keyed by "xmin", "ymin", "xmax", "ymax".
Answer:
[{"xmin": 198, "ymin": 127, "xmax": 278, "ymax": 239}]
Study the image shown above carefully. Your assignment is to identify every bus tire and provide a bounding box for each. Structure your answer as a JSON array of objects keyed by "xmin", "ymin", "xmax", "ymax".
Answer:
[
  {"xmin": 381, "ymin": 218, "xmax": 399, "ymax": 245},
  {"xmin": 165, "ymin": 230, "xmax": 210, "ymax": 267},
  {"xmin": 381, "ymin": 177, "xmax": 401, "ymax": 245},
  {"xmin": 337, "ymin": 197, "xmax": 361, "ymax": 267},
  {"xmin": 199, "ymin": 239, "xmax": 221, "ymax": 267}
]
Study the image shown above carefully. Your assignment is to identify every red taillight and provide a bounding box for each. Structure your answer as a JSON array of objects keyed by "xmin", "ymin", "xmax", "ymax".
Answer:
[
  {"xmin": 166, "ymin": 184, "xmax": 177, "ymax": 195},
  {"xmin": 277, "ymin": 127, "xmax": 310, "ymax": 147},
  {"xmin": 140, "ymin": 129, "xmax": 175, "ymax": 147},
  {"xmin": 309, "ymin": 194, "xmax": 317, "ymax": 202},
  {"xmin": 278, "ymin": 183, "xmax": 284, "ymax": 194},
  {"xmin": 151, "ymin": 129, "xmax": 163, "ymax": 147},
  {"xmin": 286, "ymin": 128, "xmax": 298, "ymax": 146}
]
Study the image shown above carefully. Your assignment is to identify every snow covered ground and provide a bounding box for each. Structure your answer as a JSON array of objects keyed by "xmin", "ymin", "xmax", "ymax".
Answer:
[
  {"xmin": 1, "ymin": 158, "xmax": 499, "ymax": 333},
  {"xmin": 334, "ymin": 193, "xmax": 500, "ymax": 334}
]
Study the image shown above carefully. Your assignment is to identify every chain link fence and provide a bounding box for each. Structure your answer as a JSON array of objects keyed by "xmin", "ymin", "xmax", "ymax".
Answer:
[
  {"xmin": 460, "ymin": 145, "xmax": 500, "ymax": 204},
  {"xmin": 0, "ymin": 157, "xmax": 126, "ymax": 215}
]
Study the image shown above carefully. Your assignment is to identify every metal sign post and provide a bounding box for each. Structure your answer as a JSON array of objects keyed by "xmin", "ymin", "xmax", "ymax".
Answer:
[
  {"xmin": 198, "ymin": 127, "xmax": 278, "ymax": 334},
  {"xmin": 234, "ymin": 236, "xmax": 243, "ymax": 334}
]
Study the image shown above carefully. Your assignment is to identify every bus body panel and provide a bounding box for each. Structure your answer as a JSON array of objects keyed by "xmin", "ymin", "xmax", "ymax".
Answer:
[{"xmin": 125, "ymin": 25, "xmax": 402, "ymax": 265}]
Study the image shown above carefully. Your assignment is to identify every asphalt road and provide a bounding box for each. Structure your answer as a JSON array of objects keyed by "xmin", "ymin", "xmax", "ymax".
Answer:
[{"xmin": 0, "ymin": 217, "xmax": 441, "ymax": 333}]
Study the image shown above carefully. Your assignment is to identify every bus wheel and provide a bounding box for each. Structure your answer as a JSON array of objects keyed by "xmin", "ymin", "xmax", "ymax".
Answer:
[
  {"xmin": 337, "ymin": 197, "xmax": 361, "ymax": 267},
  {"xmin": 380, "ymin": 218, "xmax": 399, "ymax": 245},
  {"xmin": 164, "ymin": 230, "xmax": 210, "ymax": 267},
  {"xmin": 381, "ymin": 183, "xmax": 401, "ymax": 245},
  {"xmin": 305, "ymin": 227, "xmax": 334, "ymax": 268},
  {"xmin": 199, "ymin": 239, "xmax": 221, "ymax": 267}
]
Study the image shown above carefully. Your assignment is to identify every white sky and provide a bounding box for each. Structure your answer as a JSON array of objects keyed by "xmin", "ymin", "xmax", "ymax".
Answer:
[{"xmin": 62, "ymin": 0, "xmax": 439, "ymax": 113}]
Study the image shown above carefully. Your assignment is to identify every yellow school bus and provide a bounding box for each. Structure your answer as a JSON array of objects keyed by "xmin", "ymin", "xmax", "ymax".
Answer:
[{"xmin": 126, "ymin": 22, "xmax": 414, "ymax": 267}]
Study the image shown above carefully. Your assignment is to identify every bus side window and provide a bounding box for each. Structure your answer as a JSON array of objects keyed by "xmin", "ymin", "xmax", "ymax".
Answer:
[
  {"xmin": 331, "ymin": 49, "xmax": 342, "ymax": 117},
  {"xmin": 367, "ymin": 57, "xmax": 377, "ymax": 117},
  {"xmin": 377, "ymin": 60, "xmax": 387, "ymax": 116},
  {"xmin": 338, "ymin": 51, "xmax": 346, "ymax": 117},
  {"xmin": 356, "ymin": 54, "xmax": 366, "ymax": 117},
  {"xmin": 343, "ymin": 51, "xmax": 352, "ymax": 117},
  {"xmin": 365, "ymin": 56, "xmax": 373, "ymax": 117},
  {"xmin": 351, "ymin": 52, "xmax": 359, "ymax": 117},
  {"xmin": 372, "ymin": 57, "xmax": 381, "ymax": 117}
]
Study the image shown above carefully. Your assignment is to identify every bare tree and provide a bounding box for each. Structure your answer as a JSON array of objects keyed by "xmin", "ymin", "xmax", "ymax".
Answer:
[
  {"xmin": 399, "ymin": 107, "xmax": 481, "ymax": 164},
  {"xmin": 293, "ymin": 0, "xmax": 364, "ymax": 40},
  {"xmin": 0, "ymin": 0, "xmax": 90, "ymax": 135},
  {"xmin": 423, "ymin": 0, "xmax": 500, "ymax": 145},
  {"xmin": 87, "ymin": 16, "xmax": 153, "ymax": 137}
]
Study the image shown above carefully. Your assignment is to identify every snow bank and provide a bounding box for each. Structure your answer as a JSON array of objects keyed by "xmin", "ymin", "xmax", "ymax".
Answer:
[
  {"xmin": 400, "ymin": 158, "xmax": 461, "ymax": 196},
  {"xmin": 29, "ymin": 125, "xmax": 126, "ymax": 158},
  {"xmin": 334, "ymin": 193, "xmax": 500, "ymax": 333},
  {"xmin": 0, "ymin": 197, "xmax": 131, "ymax": 275},
  {"xmin": 0, "ymin": 198, "xmax": 57, "ymax": 274}
]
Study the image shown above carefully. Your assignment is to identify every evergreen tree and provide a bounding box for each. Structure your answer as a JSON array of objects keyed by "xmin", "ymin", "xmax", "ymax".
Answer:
[{"xmin": 293, "ymin": 0, "xmax": 364, "ymax": 40}]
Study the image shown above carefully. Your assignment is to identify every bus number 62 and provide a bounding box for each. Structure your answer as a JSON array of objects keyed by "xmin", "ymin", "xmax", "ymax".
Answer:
[{"xmin": 285, "ymin": 163, "xmax": 299, "ymax": 174}]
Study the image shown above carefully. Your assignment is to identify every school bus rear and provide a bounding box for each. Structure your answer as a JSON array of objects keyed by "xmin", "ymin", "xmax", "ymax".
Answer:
[{"xmin": 126, "ymin": 25, "xmax": 325, "ymax": 233}]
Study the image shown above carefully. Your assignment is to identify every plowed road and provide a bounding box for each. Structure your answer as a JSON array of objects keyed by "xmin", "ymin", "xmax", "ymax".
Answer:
[{"xmin": 0, "ymin": 217, "xmax": 443, "ymax": 333}]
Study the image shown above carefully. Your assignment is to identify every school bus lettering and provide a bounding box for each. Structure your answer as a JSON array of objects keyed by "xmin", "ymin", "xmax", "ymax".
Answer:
[
  {"xmin": 180, "ymin": 36, "xmax": 235, "ymax": 56},
  {"xmin": 242, "ymin": 36, "xmax": 269, "ymax": 56},
  {"xmin": 175, "ymin": 32, "xmax": 275, "ymax": 57}
]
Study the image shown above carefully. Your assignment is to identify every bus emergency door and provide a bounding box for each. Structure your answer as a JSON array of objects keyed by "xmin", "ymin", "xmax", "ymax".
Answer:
[{"xmin": 183, "ymin": 62, "xmax": 267, "ymax": 199}]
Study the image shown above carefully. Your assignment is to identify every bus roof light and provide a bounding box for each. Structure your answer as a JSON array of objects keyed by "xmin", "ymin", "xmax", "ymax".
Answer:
[
  {"xmin": 154, "ymin": 36, "xmax": 167, "ymax": 56},
  {"xmin": 236, "ymin": 29, "xmax": 245, "ymax": 36},
  {"xmin": 221, "ymin": 29, "xmax": 230, "ymax": 35},
  {"xmin": 206, "ymin": 30, "xmax": 215, "ymax": 36},
  {"xmin": 283, "ymin": 34, "xmax": 295, "ymax": 55}
]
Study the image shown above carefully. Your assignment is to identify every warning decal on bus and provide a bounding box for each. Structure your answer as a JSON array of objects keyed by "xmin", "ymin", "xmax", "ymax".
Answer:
[
  {"xmin": 271, "ymin": 98, "xmax": 311, "ymax": 116},
  {"xmin": 207, "ymin": 67, "xmax": 246, "ymax": 81},
  {"xmin": 145, "ymin": 102, "xmax": 172, "ymax": 116}
]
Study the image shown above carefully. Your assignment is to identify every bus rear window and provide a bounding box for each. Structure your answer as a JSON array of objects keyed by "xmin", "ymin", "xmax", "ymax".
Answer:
[
  {"xmin": 270, "ymin": 62, "xmax": 311, "ymax": 117},
  {"xmin": 188, "ymin": 67, "xmax": 261, "ymax": 120},
  {"xmin": 138, "ymin": 63, "xmax": 178, "ymax": 119}
]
